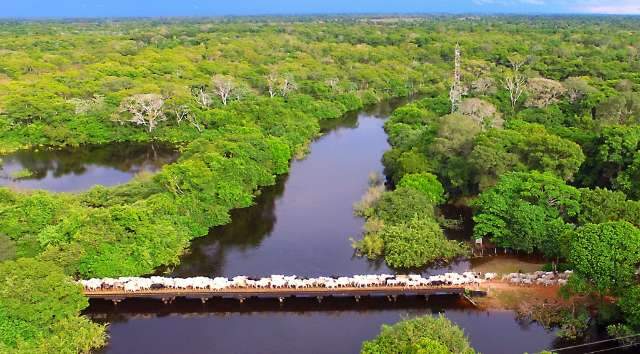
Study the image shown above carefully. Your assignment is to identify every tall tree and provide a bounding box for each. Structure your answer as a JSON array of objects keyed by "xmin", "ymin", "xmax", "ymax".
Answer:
[
  {"xmin": 503, "ymin": 70, "xmax": 527, "ymax": 110},
  {"xmin": 211, "ymin": 74, "xmax": 236, "ymax": 105},
  {"xmin": 567, "ymin": 221, "xmax": 640, "ymax": 295},
  {"xmin": 361, "ymin": 315, "xmax": 476, "ymax": 354},
  {"xmin": 114, "ymin": 94, "xmax": 166, "ymax": 132},
  {"xmin": 473, "ymin": 171, "xmax": 580, "ymax": 258},
  {"xmin": 526, "ymin": 78, "xmax": 567, "ymax": 108}
]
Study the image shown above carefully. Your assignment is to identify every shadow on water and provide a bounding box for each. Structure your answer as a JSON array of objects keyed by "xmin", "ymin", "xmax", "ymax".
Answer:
[
  {"xmin": 0, "ymin": 143, "xmax": 178, "ymax": 192},
  {"xmin": 166, "ymin": 174, "xmax": 289, "ymax": 277},
  {"xmin": 86, "ymin": 294, "xmax": 475, "ymax": 318},
  {"xmin": 318, "ymin": 95, "xmax": 415, "ymax": 133}
]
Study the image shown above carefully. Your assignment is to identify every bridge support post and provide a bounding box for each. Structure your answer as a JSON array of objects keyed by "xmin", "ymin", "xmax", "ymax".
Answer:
[{"xmin": 424, "ymin": 295, "xmax": 430, "ymax": 302}]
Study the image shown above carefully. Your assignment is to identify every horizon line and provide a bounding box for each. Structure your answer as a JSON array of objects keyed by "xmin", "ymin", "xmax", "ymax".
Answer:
[{"xmin": 1, "ymin": 12, "xmax": 639, "ymax": 21}]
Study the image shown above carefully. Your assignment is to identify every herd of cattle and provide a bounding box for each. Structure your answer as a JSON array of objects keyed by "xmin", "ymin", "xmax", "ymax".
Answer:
[
  {"xmin": 502, "ymin": 270, "xmax": 573, "ymax": 286},
  {"xmin": 80, "ymin": 271, "xmax": 574, "ymax": 292},
  {"xmin": 79, "ymin": 272, "xmax": 501, "ymax": 292}
]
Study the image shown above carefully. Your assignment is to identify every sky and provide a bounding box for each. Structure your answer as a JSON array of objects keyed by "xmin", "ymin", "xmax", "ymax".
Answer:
[{"xmin": 1, "ymin": 0, "xmax": 640, "ymax": 18}]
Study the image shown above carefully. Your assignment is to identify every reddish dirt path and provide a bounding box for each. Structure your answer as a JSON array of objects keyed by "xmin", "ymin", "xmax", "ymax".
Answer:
[{"xmin": 475, "ymin": 281, "xmax": 568, "ymax": 310}]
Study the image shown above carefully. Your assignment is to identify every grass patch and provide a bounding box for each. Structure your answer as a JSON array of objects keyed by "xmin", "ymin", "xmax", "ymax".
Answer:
[
  {"xmin": 470, "ymin": 256, "xmax": 544, "ymax": 274},
  {"xmin": 10, "ymin": 168, "xmax": 34, "ymax": 180}
]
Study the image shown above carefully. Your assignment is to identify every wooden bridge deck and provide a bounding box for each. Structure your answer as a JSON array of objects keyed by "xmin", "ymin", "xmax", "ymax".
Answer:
[{"xmin": 85, "ymin": 285, "xmax": 471, "ymax": 303}]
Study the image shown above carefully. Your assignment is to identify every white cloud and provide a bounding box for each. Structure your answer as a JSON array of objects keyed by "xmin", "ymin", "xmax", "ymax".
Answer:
[
  {"xmin": 571, "ymin": 0, "xmax": 640, "ymax": 14},
  {"xmin": 472, "ymin": 0, "xmax": 640, "ymax": 13},
  {"xmin": 588, "ymin": 5, "xmax": 640, "ymax": 14}
]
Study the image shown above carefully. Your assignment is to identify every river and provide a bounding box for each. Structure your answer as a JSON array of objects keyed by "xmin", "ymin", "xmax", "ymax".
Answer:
[{"xmin": 87, "ymin": 100, "xmax": 568, "ymax": 354}]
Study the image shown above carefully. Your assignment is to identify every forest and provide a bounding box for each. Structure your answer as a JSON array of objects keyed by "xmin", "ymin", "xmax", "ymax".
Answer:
[{"xmin": 0, "ymin": 16, "xmax": 640, "ymax": 353}]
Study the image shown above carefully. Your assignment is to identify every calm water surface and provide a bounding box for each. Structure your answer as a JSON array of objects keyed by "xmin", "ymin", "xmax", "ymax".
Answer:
[
  {"xmin": 88, "ymin": 101, "xmax": 566, "ymax": 354},
  {"xmin": 89, "ymin": 297, "xmax": 560, "ymax": 354},
  {"xmin": 0, "ymin": 143, "xmax": 178, "ymax": 192}
]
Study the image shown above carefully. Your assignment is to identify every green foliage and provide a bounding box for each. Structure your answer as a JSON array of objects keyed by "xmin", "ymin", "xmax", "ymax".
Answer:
[
  {"xmin": 383, "ymin": 148, "xmax": 433, "ymax": 184},
  {"xmin": 470, "ymin": 122, "xmax": 585, "ymax": 189},
  {"xmin": 0, "ymin": 192, "xmax": 68, "ymax": 242},
  {"xmin": 606, "ymin": 323, "xmax": 637, "ymax": 344},
  {"xmin": 596, "ymin": 93, "xmax": 640, "ymax": 125},
  {"xmin": 410, "ymin": 338, "xmax": 452, "ymax": 354},
  {"xmin": 373, "ymin": 188, "xmax": 435, "ymax": 225},
  {"xmin": 473, "ymin": 171, "xmax": 580, "ymax": 258},
  {"xmin": 566, "ymin": 222, "xmax": 640, "ymax": 294},
  {"xmin": 351, "ymin": 232, "xmax": 385, "ymax": 260},
  {"xmin": 353, "ymin": 182, "xmax": 464, "ymax": 268},
  {"xmin": 0, "ymin": 234, "xmax": 16, "ymax": 262},
  {"xmin": 516, "ymin": 105, "xmax": 569, "ymax": 127},
  {"xmin": 556, "ymin": 311, "xmax": 590, "ymax": 340},
  {"xmin": 398, "ymin": 173, "xmax": 445, "ymax": 204},
  {"xmin": 617, "ymin": 286, "xmax": 640, "ymax": 329},
  {"xmin": 0, "ymin": 258, "xmax": 106, "ymax": 352},
  {"xmin": 0, "ymin": 191, "xmax": 71, "ymax": 258},
  {"xmin": 353, "ymin": 185, "xmax": 386, "ymax": 218},
  {"xmin": 9, "ymin": 169, "xmax": 33, "ymax": 180},
  {"xmin": 431, "ymin": 114, "xmax": 482, "ymax": 157},
  {"xmin": 380, "ymin": 216, "xmax": 467, "ymax": 269},
  {"xmin": 578, "ymin": 187, "xmax": 640, "ymax": 227},
  {"xmin": 591, "ymin": 125, "xmax": 640, "ymax": 198},
  {"xmin": 361, "ymin": 315, "xmax": 476, "ymax": 354}
]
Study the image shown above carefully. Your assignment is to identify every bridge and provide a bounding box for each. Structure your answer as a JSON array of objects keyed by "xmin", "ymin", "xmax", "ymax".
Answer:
[
  {"xmin": 80, "ymin": 273, "xmax": 491, "ymax": 305},
  {"xmin": 84, "ymin": 285, "xmax": 478, "ymax": 305}
]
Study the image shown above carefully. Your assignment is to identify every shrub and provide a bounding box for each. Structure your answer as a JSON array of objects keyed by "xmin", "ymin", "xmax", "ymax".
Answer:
[
  {"xmin": 361, "ymin": 315, "xmax": 476, "ymax": 354},
  {"xmin": 398, "ymin": 173, "xmax": 445, "ymax": 204},
  {"xmin": 380, "ymin": 216, "xmax": 467, "ymax": 268}
]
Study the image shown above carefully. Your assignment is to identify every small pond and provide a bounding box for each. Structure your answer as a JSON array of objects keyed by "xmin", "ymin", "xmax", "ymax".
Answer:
[{"xmin": 0, "ymin": 143, "xmax": 178, "ymax": 192}]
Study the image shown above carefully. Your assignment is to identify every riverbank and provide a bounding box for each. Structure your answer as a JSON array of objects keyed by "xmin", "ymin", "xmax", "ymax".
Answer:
[
  {"xmin": 468, "ymin": 257, "xmax": 568, "ymax": 311},
  {"xmin": 475, "ymin": 282, "xmax": 566, "ymax": 311}
]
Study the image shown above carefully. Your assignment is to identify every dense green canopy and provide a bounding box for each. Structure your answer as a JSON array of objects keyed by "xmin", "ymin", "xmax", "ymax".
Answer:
[
  {"xmin": 472, "ymin": 171, "xmax": 580, "ymax": 257},
  {"xmin": 397, "ymin": 173, "xmax": 445, "ymax": 204},
  {"xmin": 0, "ymin": 258, "xmax": 106, "ymax": 353},
  {"xmin": 566, "ymin": 221, "xmax": 640, "ymax": 294},
  {"xmin": 361, "ymin": 315, "xmax": 476, "ymax": 354}
]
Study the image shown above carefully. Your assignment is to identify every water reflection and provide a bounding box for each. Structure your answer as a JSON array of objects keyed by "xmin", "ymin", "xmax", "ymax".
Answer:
[
  {"xmin": 87, "ymin": 296, "xmax": 560, "ymax": 354},
  {"xmin": 0, "ymin": 143, "xmax": 178, "ymax": 192},
  {"xmin": 167, "ymin": 174, "xmax": 288, "ymax": 276}
]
